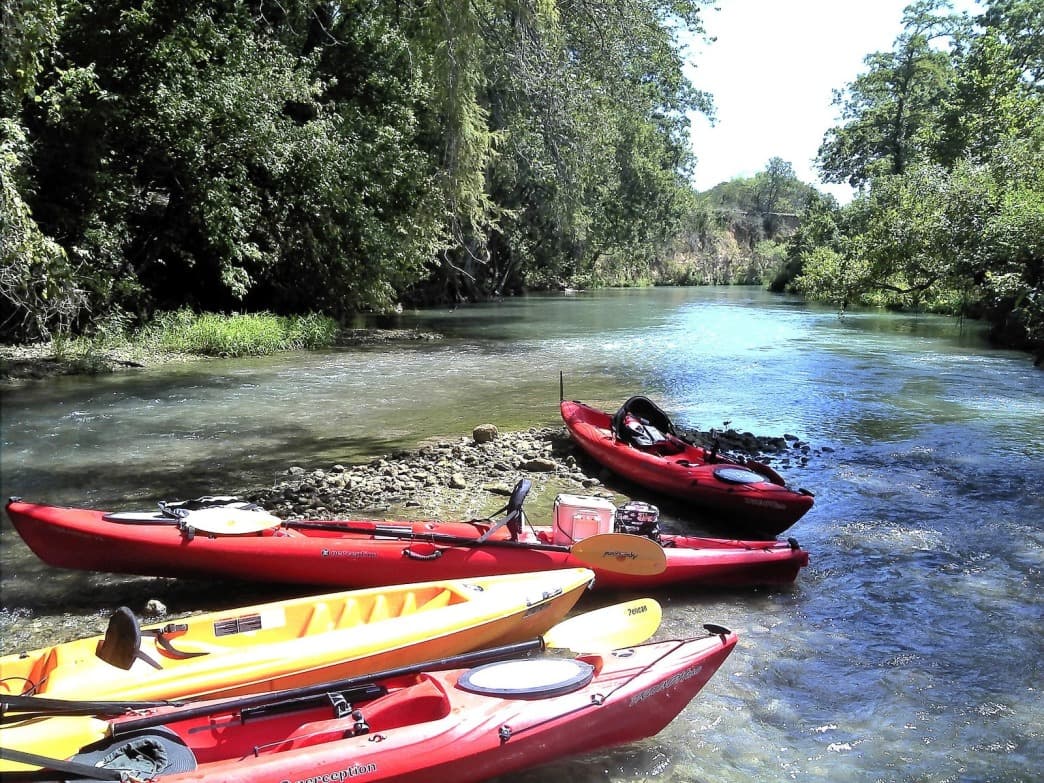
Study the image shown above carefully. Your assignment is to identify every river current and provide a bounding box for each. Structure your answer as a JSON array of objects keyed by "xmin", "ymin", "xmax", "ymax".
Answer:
[{"xmin": 1, "ymin": 286, "xmax": 1041, "ymax": 782}]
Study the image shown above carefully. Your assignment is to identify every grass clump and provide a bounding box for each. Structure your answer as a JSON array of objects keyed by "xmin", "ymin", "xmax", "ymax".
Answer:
[
  {"xmin": 146, "ymin": 310, "xmax": 338, "ymax": 357},
  {"xmin": 1, "ymin": 310, "xmax": 341, "ymax": 382}
]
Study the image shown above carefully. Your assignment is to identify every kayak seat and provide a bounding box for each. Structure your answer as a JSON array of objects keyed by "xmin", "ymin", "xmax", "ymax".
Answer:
[
  {"xmin": 96, "ymin": 607, "xmax": 163, "ymax": 671},
  {"xmin": 283, "ymin": 678, "xmax": 451, "ymax": 750}
]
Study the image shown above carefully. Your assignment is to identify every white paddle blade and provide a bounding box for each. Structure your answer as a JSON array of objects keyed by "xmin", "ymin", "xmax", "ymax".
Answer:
[{"xmin": 180, "ymin": 507, "xmax": 281, "ymax": 535}]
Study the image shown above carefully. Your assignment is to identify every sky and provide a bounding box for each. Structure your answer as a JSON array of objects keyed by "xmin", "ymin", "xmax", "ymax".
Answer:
[{"xmin": 682, "ymin": 0, "xmax": 979, "ymax": 202}]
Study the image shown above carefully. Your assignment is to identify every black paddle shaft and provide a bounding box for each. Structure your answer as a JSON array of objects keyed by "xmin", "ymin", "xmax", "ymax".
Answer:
[
  {"xmin": 284, "ymin": 520, "xmax": 575, "ymax": 552},
  {"xmin": 110, "ymin": 638, "xmax": 544, "ymax": 735}
]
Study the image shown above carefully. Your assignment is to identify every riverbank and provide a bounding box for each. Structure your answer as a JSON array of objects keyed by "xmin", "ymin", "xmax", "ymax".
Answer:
[
  {"xmin": 0, "ymin": 343, "xmax": 189, "ymax": 382},
  {"xmin": 0, "ymin": 328, "xmax": 441, "ymax": 384}
]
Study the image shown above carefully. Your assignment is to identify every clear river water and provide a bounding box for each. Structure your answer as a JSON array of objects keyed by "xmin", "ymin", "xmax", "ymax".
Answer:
[{"xmin": 1, "ymin": 286, "xmax": 1041, "ymax": 782}]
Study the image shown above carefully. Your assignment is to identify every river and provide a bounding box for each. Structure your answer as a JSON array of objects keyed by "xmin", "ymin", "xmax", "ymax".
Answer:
[{"xmin": 1, "ymin": 286, "xmax": 1041, "ymax": 782}]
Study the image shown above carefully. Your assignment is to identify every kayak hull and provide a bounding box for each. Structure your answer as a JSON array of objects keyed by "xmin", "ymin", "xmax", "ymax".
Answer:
[
  {"xmin": 561, "ymin": 399, "xmax": 814, "ymax": 537},
  {"xmin": 63, "ymin": 632, "xmax": 738, "ymax": 783},
  {"xmin": 0, "ymin": 569, "xmax": 593, "ymax": 770},
  {"xmin": 6, "ymin": 500, "xmax": 808, "ymax": 590}
]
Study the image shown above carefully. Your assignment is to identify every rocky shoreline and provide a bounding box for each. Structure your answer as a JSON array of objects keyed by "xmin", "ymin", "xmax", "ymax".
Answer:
[
  {"xmin": 2, "ymin": 339, "xmax": 822, "ymax": 653},
  {"xmin": 247, "ymin": 422, "xmax": 819, "ymax": 524},
  {"xmin": 0, "ymin": 343, "xmax": 192, "ymax": 383}
]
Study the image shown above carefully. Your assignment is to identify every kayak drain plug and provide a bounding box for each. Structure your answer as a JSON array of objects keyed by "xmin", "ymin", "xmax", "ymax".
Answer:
[{"xmin": 499, "ymin": 725, "xmax": 512, "ymax": 743}]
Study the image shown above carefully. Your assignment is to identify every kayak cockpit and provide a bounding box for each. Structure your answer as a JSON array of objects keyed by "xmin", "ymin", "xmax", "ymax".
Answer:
[{"xmin": 130, "ymin": 674, "xmax": 453, "ymax": 764}]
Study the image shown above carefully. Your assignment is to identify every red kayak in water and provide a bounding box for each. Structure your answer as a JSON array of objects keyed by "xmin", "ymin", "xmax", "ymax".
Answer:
[
  {"xmin": 5, "ymin": 485, "xmax": 807, "ymax": 590},
  {"xmin": 39, "ymin": 629, "xmax": 738, "ymax": 783},
  {"xmin": 560, "ymin": 397, "xmax": 814, "ymax": 537}
]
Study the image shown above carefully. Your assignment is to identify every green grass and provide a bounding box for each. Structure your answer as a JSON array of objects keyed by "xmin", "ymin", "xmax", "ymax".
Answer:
[{"xmin": 143, "ymin": 309, "xmax": 338, "ymax": 357}]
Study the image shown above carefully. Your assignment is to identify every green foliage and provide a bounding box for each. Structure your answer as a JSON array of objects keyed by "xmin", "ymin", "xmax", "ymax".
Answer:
[
  {"xmin": 807, "ymin": 0, "xmax": 1043, "ymax": 359},
  {"xmin": 794, "ymin": 247, "xmax": 867, "ymax": 309},
  {"xmin": 0, "ymin": 119, "xmax": 85, "ymax": 341},
  {"xmin": 2, "ymin": 0, "xmax": 711, "ymax": 338},
  {"xmin": 817, "ymin": 0, "xmax": 964, "ymax": 188},
  {"xmin": 674, "ymin": 159, "xmax": 817, "ymax": 287},
  {"xmin": 771, "ymin": 191, "xmax": 842, "ymax": 292},
  {"xmin": 145, "ymin": 310, "xmax": 338, "ymax": 357},
  {"xmin": 437, "ymin": 0, "xmax": 712, "ymax": 298},
  {"xmin": 0, "ymin": 0, "xmax": 60, "ymax": 114},
  {"xmin": 8, "ymin": 0, "xmax": 1034, "ymax": 360}
]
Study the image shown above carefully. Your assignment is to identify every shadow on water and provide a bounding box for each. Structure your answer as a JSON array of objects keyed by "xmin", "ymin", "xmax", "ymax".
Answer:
[{"xmin": 1, "ymin": 426, "xmax": 419, "ymax": 510}]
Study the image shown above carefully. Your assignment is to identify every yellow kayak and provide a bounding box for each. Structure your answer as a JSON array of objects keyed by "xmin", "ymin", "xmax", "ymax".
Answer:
[{"xmin": 0, "ymin": 568, "xmax": 594, "ymax": 769}]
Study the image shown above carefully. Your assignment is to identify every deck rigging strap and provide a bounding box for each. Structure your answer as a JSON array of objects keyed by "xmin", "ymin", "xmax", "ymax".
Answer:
[{"xmin": 0, "ymin": 746, "xmax": 122, "ymax": 780}]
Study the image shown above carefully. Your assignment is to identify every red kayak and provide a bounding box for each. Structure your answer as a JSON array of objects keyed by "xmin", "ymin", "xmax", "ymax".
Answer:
[
  {"xmin": 43, "ymin": 630, "xmax": 738, "ymax": 783},
  {"xmin": 561, "ymin": 397, "xmax": 814, "ymax": 537},
  {"xmin": 5, "ymin": 488, "xmax": 808, "ymax": 590}
]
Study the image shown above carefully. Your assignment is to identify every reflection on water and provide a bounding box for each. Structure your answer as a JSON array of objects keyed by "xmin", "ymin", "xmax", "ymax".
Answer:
[{"xmin": 2, "ymin": 286, "xmax": 1042, "ymax": 782}]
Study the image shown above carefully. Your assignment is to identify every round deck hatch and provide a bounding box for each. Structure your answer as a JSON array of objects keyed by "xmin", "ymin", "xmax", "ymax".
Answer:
[
  {"xmin": 713, "ymin": 466, "xmax": 766, "ymax": 484},
  {"xmin": 457, "ymin": 657, "xmax": 594, "ymax": 699}
]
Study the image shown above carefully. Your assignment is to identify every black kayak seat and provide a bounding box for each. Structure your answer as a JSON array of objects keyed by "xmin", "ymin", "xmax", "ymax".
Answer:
[
  {"xmin": 612, "ymin": 396, "xmax": 686, "ymax": 454},
  {"xmin": 96, "ymin": 607, "xmax": 163, "ymax": 671}
]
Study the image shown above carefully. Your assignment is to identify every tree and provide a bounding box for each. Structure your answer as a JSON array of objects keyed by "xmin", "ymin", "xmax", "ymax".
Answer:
[
  {"xmin": 5, "ymin": 0, "xmax": 444, "ymax": 334},
  {"xmin": 0, "ymin": 119, "xmax": 84, "ymax": 341},
  {"xmin": 411, "ymin": 0, "xmax": 713, "ymax": 298},
  {"xmin": 932, "ymin": 1, "xmax": 1044, "ymax": 166},
  {"xmin": 817, "ymin": 0, "xmax": 964, "ymax": 188},
  {"xmin": 803, "ymin": 0, "xmax": 1043, "ymax": 359},
  {"xmin": 771, "ymin": 190, "xmax": 842, "ymax": 293},
  {"xmin": 0, "ymin": 0, "xmax": 718, "ymax": 340}
]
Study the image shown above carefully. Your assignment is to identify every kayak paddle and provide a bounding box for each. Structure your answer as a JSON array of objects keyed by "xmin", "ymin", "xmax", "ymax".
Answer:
[
  {"xmin": 105, "ymin": 506, "xmax": 282, "ymax": 535},
  {"xmin": 284, "ymin": 520, "xmax": 668, "ymax": 576}
]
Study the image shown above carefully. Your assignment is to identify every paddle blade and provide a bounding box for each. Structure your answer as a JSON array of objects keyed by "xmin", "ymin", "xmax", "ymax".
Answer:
[
  {"xmin": 180, "ymin": 507, "xmax": 282, "ymax": 535},
  {"xmin": 542, "ymin": 598, "xmax": 662, "ymax": 651},
  {"xmin": 571, "ymin": 532, "xmax": 667, "ymax": 575}
]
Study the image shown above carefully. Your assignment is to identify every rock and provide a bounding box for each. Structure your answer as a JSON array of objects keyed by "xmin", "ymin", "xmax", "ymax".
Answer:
[
  {"xmin": 521, "ymin": 457, "xmax": 557, "ymax": 473},
  {"xmin": 143, "ymin": 599, "xmax": 167, "ymax": 616},
  {"xmin": 448, "ymin": 473, "xmax": 467, "ymax": 489},
  {"xmin": 473, "ymin": 424, "xmax": 498, "ymax": 443},
  {"xmin": 483, "ymin": 482, "xmax": 515, "ymax": 496}
]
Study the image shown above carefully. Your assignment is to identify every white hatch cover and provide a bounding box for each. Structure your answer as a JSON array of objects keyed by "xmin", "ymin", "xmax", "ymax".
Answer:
[
  {"xmin": 713, "ymin": 466, "xmax": 766, "ymax": 484},
  {"xmin": 457, "ymin": 657, "xmax": 594, "ymax": 699}
]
